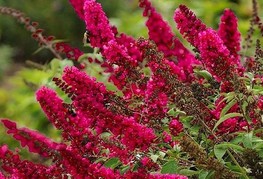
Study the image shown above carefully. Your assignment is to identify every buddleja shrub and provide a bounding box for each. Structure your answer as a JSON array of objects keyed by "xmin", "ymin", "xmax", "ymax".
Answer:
[{"xmin": 0, "ymin": 0, "xmax": 263, "ymax": 178}]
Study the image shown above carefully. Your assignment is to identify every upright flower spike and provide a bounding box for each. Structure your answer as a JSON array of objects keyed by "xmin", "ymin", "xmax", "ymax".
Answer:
[
  {"xmin": 83, "ymin": 0, "xmax": 115, "ymax": 48},
  {"xmin": 143, "ymin": 75, "xmax": 169, "ymax": 123},
  {"xmin": 139, "ymin": 0, "xmax": 199, "ymax": 79},
  {"xmin": 174, "ymin": 5, "xmax": 207, "ymax": 47},
  {"xmin": 218, "ymin": 9, "xmax": 242, "ymax": 66},
  {"xmin": 197, "ymin": 28, "xmax": 233, "ymax": 81},
  {"xmin": 102, "ymin": 40, "xmax": 146, "ymax": 91},
  {"xmin": 103, "ymin": 40, "xmax": 137, "ymax": 67}
]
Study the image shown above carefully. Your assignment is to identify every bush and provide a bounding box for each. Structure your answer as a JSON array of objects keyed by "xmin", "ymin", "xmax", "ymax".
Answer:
[{"xmin": 0, "ymin": 0, "xmax": 263, "ymax": 178}]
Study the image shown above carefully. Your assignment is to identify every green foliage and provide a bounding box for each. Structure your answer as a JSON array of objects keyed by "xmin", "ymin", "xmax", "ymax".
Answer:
[
  {"xmin": 104, "ymin": 158, "xmax": 121, "ymax": 169},
  {"xmin": 0, "ymin": 45, "xmax": 12, "ymax": 78},
  {"xmin": 161, "ymin": 160, "xmax": 178, "ymax": 174}
]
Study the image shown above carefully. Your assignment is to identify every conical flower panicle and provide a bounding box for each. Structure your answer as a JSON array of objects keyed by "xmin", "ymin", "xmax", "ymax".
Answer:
[
  {"xmin": 218, "ymin": 9, "xmax": 241, "ymax": 64},
  {"xmin": 84, "ymin": 0, "xmax": 115, "ymax": 48}
]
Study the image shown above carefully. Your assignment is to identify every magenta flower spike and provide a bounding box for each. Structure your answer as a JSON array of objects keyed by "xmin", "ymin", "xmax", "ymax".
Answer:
[
  {"xmin": 36, "ymin": 87, "xmax": 69, "ymax": 130},
  {"xmin": 174, "ymin": 5, "xmax": 207, "ymax": 47},
  {"xmin": 218, "ymin": 9, "xmax": 242, "ymax": 66},
  {"xmin": 115, "ymin": 33, "xmax": 143, "ymax": 63},
  {"xmin": 83, "ymin": 0, "xmax": 115, "ymax": 48},
  {"xmin": 36, "ymin": 86, "xmax": 86, "ymax": 143},
  {"xmin": 1, "ymin": 119, "xmax": 63, "ymax": 157},
  {"xmin": 197, "ymin": 28, "xmax": 233, "ymax": 81},
  {"xmin": 62, "ymin": 67, "xmax": 156, "ymax": 152},
  {"xmin": 139, "ymin": 0, "xmax": 191, "ymax": 59}
]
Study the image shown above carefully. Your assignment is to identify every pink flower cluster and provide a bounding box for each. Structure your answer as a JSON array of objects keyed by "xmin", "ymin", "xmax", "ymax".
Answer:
[{"xmin": 169, "ymin": 118, "xmax": 184, "ymax": 136}]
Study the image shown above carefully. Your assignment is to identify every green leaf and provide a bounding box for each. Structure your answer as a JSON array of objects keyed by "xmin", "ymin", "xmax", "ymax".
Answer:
[
  {"xmin": 230, "ymin": 135, "xmax": 243, "ymax": 145},
  {"xmin": 253, "ymin": 141, "xmax": 263, "ymax": 150},
  {"xmin": 218, "ymin": 143, "xmax": 244, "ymax": 152},
  {"xmin": 168, "ymin": 108, "xmax": 186, "ymax": 117},
  {"xmin": 198, "ymin": 170, "xmax": 210, "ymax": 179},
  {"xmin": 194, "ymin": 69, "xmax": 212, "ymax": 80},
  {"xmin": 218, "ymin": 92, "xmax": 235, "ymax": 106},
  {"xmin": 168, "ymin": 108, "xmax": 176, "ymax": 116},
  {"xmin": 243, "ymin": 131, "xmax": 253, "ymax": 148},
  {"xmin": 161, "ymin": 160, "xmax": 178, "ymax": 174},
  {"xmin": 158, "ymin": 143, "xmax": 172, "ymax": 149},
  {"xmin": 50, "ymin": 58, "xmax": 60, "ymax": 73},
  {"xmin": 32, "ymin": 46, "xmax": 45, "ymax": 55},
  {"xmin": 100, "ymin": 132, "xmax": 111, "ymax": 139},
  {"xmin": 214, "ymin": 144, "xmax": 227, "ymax": 161},
  {"xmin": 52, "ymin": 39, "xmax": 68, "ymax": 44},
  {"xmin": 132, "ymin": 162, "xmax": 140, "ymax": 171},
  {"xmin": 178, "ymin": 169, "xmax": 199, "ymax": 176},
  {"xmin": 213, "ymin": 113, "xmax": 243, "ymax": 131},
  {"xmin": 238, "ymin": 77, "xmax": 251, "ymax": 83},
  {"xmin": 220, "ymin": 99, "xmax": 237, "ymax": 118},
  {"xmin": 120, "ymin": 165, "xmax": 130, "ymax": 174},
  {"xmin": 104, "ymin": 158, "xmax": 121, "ymax": 169},
  {"xmin": 94, "ymin": 157, "xmax": 106, "ymax": 163}
]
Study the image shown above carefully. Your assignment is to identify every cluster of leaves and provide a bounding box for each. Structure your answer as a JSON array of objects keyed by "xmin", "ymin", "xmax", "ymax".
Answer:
[{"xmin": 0, "ymin": 0, "xmax": 263, "ymax": 178}]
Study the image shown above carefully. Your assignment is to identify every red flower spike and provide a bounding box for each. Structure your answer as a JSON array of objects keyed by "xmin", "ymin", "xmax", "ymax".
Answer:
[
  {"xmin": 218, "ymin": 9, "xmax": 242, "ymax": 67},
  {"xmin": 174, "ymin": 5, "xmax": 207, "ymax": 47},
  {"xmin": 1, "ymin": 119, "xmax": 63, "ymax": 158},
  {"xmin": 197, "ymin": 28, "xmax": 234, "ymax": 81},
  {"xmin": 83, "ymin": 0, "xmax": 115, "ymax": 48}
]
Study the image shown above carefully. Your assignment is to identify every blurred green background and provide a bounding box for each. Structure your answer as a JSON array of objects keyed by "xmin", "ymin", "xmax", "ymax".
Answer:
[{"xmin": 0, "ymin": 0, "xmax": 262, "ymax": 159}]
